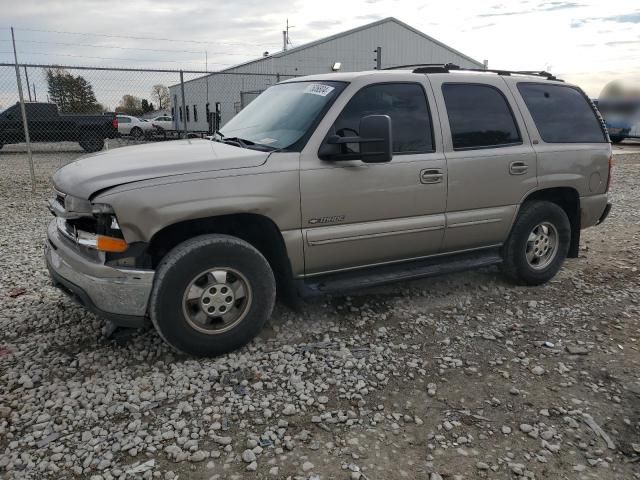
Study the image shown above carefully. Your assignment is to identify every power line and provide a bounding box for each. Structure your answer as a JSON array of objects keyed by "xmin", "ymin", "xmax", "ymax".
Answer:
[
  {"xmin": 9, "ymin": 27, "xmax": 279, "ymax": 47},
  {"xmin": 0, "ymin": 39, "xmax": 259, "ymax": 56},
  {"xmin": 1, "ymin": 50, "xmax": 233, "ymax": 66}
]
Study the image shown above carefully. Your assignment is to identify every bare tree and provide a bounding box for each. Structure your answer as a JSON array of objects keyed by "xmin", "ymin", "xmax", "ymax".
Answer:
[{"xmin": 151, "ymin": 84, "xmax": 170, "ymax": 110}]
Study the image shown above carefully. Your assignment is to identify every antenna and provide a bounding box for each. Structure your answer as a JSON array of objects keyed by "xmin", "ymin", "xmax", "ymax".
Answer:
[{"xmin": 283, "ymin": 19, "xmax": 294, "ymax": 51}]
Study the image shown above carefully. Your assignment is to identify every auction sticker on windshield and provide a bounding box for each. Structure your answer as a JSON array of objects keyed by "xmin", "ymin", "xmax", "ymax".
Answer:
[{"xmin": 304, "ymin": 84, "xmax": 335, "ymax": 96}]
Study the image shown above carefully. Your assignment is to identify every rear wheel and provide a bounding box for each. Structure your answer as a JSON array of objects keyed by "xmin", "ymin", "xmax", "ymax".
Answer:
[
  {"xmin": 78, "ymin": 133, "xmax": 104, "ymax": 153},
  {"xmin": 130, "ymin": 127, "xmax": 144, "ymax": 139},
  {"xmin": 149, "ymin": 234, "xmax": 276, "ymax": 357},
  {"xmin": 501, "ymin": 201, "xmax": 571, "ymax": 285}
]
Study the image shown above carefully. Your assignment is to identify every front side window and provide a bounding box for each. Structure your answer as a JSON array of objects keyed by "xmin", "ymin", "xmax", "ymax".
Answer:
[
  {"xmin": 442, "ymin": 83, "xmax": 521, "ymax": 150},
  {"xmin": 518, "ymin": 83, "xmax": 607, "ymax": 143},
  {"xmin": 220, "ymin": 81, "xmax": 345, "ymax": 150},
  {"xmin": 331, "ymin": 83, "xmax": 434, "ymax": 153}
]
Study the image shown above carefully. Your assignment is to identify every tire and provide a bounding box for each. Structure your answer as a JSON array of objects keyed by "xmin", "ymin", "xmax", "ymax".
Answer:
[
  {"xmin": 610, "ymin": 136, "xmax": 624, "ymax": 144},
  {"xmin": 501, "ymin": 201, "xmax": 571, "ymax": 286},
  {"xmin": 130, "ymin": 127, "xmax": 144, "ymax": 139},
  {"xmin": 78, "ymin": 133, "xmax": 104, "ymax": 153},
  {"xmin": 149, "ymin": 234, "xmax": 276, "ymax": 357}
]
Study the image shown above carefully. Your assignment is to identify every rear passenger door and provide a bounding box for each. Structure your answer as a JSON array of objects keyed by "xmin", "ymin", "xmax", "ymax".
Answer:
[{"xmin": 429, "ymin": 75, "xmax": 537, "ymax": 252}]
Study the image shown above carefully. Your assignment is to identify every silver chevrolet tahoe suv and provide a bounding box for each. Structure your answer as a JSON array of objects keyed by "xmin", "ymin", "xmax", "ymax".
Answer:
[{"xmin": 46, "ymin": 65, "xmax": 612, "ymax": 357}]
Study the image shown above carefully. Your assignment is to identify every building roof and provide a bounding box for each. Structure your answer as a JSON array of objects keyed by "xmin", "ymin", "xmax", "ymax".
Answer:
[
  {"xmin": 224, "ymin": 17, "xmax": 483, "ymax": 72},
  {"xmin": 171, "ymin": 17, "xmax": 483, "ymax": 88}
]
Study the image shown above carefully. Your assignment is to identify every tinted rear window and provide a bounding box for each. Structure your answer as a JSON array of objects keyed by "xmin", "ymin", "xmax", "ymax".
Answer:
[
  {"xmin": 518, "ymin": 83, "xmax": 606, "ymax": 143},
  {"xmin": 442, "ymin": 84, "xmax": 521, "ymax": 150}
]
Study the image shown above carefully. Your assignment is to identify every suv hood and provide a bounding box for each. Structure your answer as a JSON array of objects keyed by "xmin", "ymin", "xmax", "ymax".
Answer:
[{"xmin": 53, "ymin": 139, "xmax": 270, "ymax": 198}]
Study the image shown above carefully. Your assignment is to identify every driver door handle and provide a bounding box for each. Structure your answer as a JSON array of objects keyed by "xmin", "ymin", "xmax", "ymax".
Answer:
[{"xmin": 420, "ymin": 168, "xmax": 444, "ymax": 184}]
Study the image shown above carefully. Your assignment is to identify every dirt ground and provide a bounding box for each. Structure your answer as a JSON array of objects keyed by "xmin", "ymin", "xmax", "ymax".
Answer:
[{"xmin": 0, "ymin": 144, "xmax": 638, "ymax": 480}]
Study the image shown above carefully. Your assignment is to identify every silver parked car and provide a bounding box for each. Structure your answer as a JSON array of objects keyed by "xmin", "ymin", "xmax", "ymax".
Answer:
[
  {"xmin": 116, "ymin": 114, "xmax": 153, "ymax": 139},
  {"xmin": 46, "ymin": 65, "xmax": 612, "ymax": 356}
]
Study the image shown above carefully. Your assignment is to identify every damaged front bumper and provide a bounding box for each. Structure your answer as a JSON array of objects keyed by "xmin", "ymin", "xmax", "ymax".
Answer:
[{"xmin": 45, "ymin": 219, "xmax": 154, "ymax": 328}]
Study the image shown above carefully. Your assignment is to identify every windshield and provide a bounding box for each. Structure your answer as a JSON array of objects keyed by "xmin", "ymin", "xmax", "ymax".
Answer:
[{"xmin": 219, "ymin": 81, "xmax": 346, "ymax": 150}]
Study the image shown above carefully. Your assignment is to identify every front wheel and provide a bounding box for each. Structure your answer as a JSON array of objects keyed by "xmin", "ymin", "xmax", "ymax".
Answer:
[
  {"xmin": 149, "ymin": 234, "xmax": 276, "ymax": 357},
  {"xmin": 79, "ymin": 133, "xmax": 104, "ymax": 153},
  {"xmin": 501, "ymin": 201, "xmax": 571, "ymax": 285}
]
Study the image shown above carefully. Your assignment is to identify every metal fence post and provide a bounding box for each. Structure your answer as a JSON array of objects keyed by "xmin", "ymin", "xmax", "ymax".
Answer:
[
  {"xmin": 180, "ymin": 70, "xmax": 187, "ymax": 138},
  {"xmin": 11, "ymin": 27, "xmax": 36, "ymax": 194}
]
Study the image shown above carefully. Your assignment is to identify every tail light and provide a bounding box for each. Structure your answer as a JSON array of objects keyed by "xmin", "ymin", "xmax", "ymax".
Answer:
[
  {"xmin": 112, "ymin": 118, "xmax": 118, "ymax": 129},
  {"xmin": 606, "ymin": 153, "xmax": 613, "ymax": 192}
]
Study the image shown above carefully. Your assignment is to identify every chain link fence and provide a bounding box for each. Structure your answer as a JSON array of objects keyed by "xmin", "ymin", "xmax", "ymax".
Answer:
[{"xmin": 0, "ymin": 63, "xmax": 297, "ymax": 191}]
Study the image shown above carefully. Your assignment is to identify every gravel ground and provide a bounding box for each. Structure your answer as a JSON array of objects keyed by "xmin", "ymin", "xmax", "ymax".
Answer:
[{"xmin": 1, "ymin": 145, "xmax": 639, "ymax": 480}]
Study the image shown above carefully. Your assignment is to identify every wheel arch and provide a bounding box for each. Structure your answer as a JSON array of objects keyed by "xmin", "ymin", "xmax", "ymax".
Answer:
[
  {"xmin": 518, "ymin": 187, "xmax": 581, "ymax": 258},
  {"xmin": 148, "ymin": 213, "xmax": 297, "ymax": 302}
]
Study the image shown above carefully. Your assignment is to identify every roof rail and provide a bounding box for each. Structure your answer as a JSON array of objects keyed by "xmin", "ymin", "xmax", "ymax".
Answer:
[{"xmin": 383, "ymin": 63, "xmax": 563, "ymax": 81}]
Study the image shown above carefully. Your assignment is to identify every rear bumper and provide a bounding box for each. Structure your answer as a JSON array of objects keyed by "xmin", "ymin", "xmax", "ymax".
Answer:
[
  {"xmin": 580, "ymin": 194, "xmax": 611, "ymax": 228},
  {"xmin": 45, "ymin": 219, "xmax": 153, "ymax": 327}
]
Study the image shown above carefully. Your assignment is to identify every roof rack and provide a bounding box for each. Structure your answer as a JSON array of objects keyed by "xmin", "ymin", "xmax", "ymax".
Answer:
[{"xmin": 383, "ymin": 63, "xmax": 563, "ymax": 81}]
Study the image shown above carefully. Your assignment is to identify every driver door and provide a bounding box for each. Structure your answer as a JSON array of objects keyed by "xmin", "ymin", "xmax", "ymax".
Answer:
[{"xmin": 300, "ymin": 80, "xmax": 447, "ymax": 275}]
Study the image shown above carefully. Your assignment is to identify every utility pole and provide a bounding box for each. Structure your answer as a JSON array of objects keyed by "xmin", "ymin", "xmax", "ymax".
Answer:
[
  {"xmin": 374, "ymin": 46, "xmax": 382, "ymax": 69},
  {"xmin": 11, "ymin": 27, "xmax": 36, "ymax": 194}
]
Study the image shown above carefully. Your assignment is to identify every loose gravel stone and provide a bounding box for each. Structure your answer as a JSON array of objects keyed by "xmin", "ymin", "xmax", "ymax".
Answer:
[{"xmin": 0, "ymin": 150, "xmax": 638, "ymax": 480}]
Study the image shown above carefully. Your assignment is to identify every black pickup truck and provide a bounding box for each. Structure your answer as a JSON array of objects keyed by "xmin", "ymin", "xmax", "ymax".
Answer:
[{"xmin": 0, "ymin": 102, "xmax": 118, "ymax": 153}]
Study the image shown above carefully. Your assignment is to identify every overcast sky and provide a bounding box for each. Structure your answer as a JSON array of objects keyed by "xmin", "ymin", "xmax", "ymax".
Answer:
[{"xmin": 0, "ymin": 0, "xmax": 638, "ymax": 105}]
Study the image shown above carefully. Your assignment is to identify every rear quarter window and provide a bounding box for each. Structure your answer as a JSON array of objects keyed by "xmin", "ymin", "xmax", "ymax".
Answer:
[{"xmin": 517, "ymin": 83, "xmax": 606, "ymax": 143}]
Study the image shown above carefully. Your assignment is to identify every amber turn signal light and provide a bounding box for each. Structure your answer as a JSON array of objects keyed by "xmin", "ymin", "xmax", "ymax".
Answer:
[{"xmin": 96, "ymin": 235, "xmax": 128, "ymax": 253}]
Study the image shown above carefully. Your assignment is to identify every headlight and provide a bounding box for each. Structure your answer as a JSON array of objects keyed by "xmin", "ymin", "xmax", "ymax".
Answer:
[
  {"xmin": 92, "ymin": 203, "xmax": 115, "ymax": 215},
  {"xmin": 64, "ymin": 195, "xmax": 92, "ymax": 213}
]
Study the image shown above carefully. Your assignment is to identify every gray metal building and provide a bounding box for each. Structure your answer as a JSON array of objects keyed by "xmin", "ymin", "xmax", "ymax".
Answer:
[{"xmin": 169, "ymin": 17, "xmax": 483, "ymax": 132}]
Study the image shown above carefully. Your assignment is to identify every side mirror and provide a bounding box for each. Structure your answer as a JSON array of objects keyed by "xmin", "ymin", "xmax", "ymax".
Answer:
[
  {"xmin": 320, "ymin": 114, "xmax": 393, "ymax": 162},
  {"xmin": 359, "ymin": 114, "xmax": 392, "ymax": 163}
]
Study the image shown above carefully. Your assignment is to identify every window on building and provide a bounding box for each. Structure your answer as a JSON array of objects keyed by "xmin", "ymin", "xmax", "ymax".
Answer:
[
  {"xmin": 442, "ymin": 84, "xmax": 521, "ymax": 150},
  {"xmin": 193, "ymin": 104, "xmax": 198, "ymax": 122},
  {"xmin": 179, "ymin": 107, "xmax": 183, "ymax": 121},
  {"xmin": 331, "ymin": 83, "xmax": 434, "ymax": 153},
  {"xmin": 517, "ymin": 83, "xmax": 606, "ymax": 143},
  {"xmin": 186, "ymin": 106, "xmax": 190, "ymax": 122},
  {"xmin": 171, "ymin": 107, "xmax": 174, "ymax": 118}
]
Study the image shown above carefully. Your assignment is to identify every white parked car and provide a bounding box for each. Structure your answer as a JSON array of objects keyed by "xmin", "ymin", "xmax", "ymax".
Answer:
[
  {"xmin": 150, "ymin": 115, "xmax": 175, "ymax": 134},
  {"xmin": 116, "ymin": 115, "xmax": 153, "ymax": 139}
]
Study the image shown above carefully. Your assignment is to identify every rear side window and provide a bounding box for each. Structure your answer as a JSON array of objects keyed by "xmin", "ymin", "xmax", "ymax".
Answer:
[
  {"xmin": 517, "ymin": 83, "xmax": 606, "ymax": 143},
  {"xmin": 332, "ymin": 83, "xmax": 434, "ymax": 153},
  {"xmin": 442, "ymin": 83, "xmax": 521, "ymax": 150}
]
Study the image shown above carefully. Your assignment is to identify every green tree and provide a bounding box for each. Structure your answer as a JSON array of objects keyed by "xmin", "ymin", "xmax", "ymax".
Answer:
[
  {"xmin": 45, "ymin": 68, "xmax": 103, "ymax": 113},
  {"xmin": 141, "ymin": 99, "xmax": 155, "ymax": 114}
]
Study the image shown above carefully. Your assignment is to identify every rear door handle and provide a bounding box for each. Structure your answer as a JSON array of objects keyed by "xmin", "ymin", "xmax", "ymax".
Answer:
[
  {"xmin": 509, "ymin": 161, "xmax": 529, "ymax": 175},
  {"xmin": 420, "ymin": 168, "xmax": 444, "ymax": 184}
]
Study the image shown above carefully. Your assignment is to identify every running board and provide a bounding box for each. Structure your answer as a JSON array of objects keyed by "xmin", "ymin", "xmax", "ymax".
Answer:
[{"xmin": 299, "ymin": 249, "xmax": 503, "ymax": 296}]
